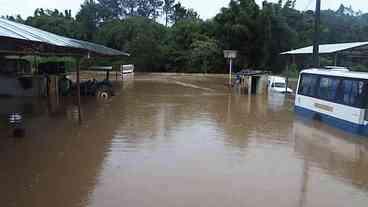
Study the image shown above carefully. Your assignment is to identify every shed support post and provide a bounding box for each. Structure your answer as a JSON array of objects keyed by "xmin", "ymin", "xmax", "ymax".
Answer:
[
  {"xmin": 286, "ymin": 58, "xmax": 289, "ymax": 95},
  {"xmin": 106, "ymin": 70, "xmax": 110, "ymax": 80},
  {"xmin": 229, "ymin": 58, "xmax": 233, "ymax": 86},
  {"xmin": 76, "ymin": 58, "xmax": 82, "ymax": 124}
]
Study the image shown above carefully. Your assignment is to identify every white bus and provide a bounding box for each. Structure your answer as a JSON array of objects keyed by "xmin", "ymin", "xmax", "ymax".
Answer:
[{"xmin": 295, "ymin": 68, "xmax": 368, "ymax": 135}]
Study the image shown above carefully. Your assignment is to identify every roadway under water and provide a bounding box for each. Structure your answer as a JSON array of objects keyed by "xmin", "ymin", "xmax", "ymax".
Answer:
[{"xmin": 1, "ymin": 73, "xmax": 368, "ymax": 207}]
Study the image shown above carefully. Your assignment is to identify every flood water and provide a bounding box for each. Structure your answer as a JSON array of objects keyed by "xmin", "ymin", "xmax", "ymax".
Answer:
[{"xmin": 1, "ymin": 73, "xmax": 368, "ymax": 207}]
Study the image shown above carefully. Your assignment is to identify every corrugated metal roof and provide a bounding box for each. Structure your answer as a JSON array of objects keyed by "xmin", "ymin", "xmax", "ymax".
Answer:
[
  {"xmin": 281, "ymin": 42, "xmax": 368, "ymax": 55},
  {"xmin": 236, "ymin": 69, "xmax": 269, "ymax": 76},
  {"xmin": 0, "ymin": 18, "xmax": 129, "ymax": 57}
]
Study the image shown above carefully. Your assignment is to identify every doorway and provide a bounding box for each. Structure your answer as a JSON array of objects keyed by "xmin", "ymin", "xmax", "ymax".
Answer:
[{"xmin": 251, "ymin": 76, "xmax": 260, "ymax": 94}]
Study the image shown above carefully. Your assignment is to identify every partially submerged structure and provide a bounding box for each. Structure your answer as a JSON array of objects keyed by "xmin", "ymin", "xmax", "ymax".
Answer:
[
  {"xmin": 234, "ymin": 69, "xmax": 269, "ymax": 95},
  {"xmin": 0, "ymin": 18, "xmax": 129, "ymax": 122},
  {"xmin": 0, "ymin": 18, "xmax": 129, "ymax": 96}
]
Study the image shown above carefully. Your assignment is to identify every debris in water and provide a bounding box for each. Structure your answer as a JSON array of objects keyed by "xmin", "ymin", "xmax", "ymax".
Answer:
[{"xmin": 8, "ymin": 113, "xmax": 25, "ymax": 138}]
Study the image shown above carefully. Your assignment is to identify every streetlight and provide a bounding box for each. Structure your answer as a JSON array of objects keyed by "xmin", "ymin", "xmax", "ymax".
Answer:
[{"xmin": 223, "ymin": 50, "xmax": 237, "ymax": 86}]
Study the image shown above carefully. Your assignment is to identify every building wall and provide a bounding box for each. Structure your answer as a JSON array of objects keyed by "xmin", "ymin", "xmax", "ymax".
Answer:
[
  {"xmin": 0, "ymin": 75, "xmax": 47, "ymax": 97},
  {"xmin": 256, "ymin": 75, "xmax": 268, "ymax": 95},
  {"xmin": 241, "ymin": 75, "xmax": 268, "ymax": 95}
]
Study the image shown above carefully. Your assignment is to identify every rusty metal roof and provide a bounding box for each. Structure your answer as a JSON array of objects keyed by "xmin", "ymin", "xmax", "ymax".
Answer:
[{"xmin": 0, "ymin": 18, "xmax": 129, "ymax": 57}]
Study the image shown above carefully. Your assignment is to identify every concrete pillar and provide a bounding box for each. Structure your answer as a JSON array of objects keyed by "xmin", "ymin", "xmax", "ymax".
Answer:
[
  {"xmin": 248, "ymin": 76, "xmax": 252, "ymax": 95},
  {"xmin": 76, "ymin": 58, "xmax": 82, "ymax": 124}
]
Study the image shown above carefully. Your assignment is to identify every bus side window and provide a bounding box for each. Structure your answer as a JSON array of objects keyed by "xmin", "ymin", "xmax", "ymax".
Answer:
[
  {"xmin": 299, "ymin": 75, "xmax": 310, "ymax": 95},
  {"xmin": 298, "ymin": 75, "xmax": 306, "ymax": 95},
  {"xmin": 318, "ymin": 77, "xmax": 330, "ymax": 99},
  {"xmin": 335, "ymin": 79, "xmax": 345, "ymax": 104},
  {"xmin": 363, "ymin": 82, "xmax": 368, "ymax": 108},
  {"xmin": 330, "ymin": 78, "xmax": 340, "ymax": 101},
  {"xmin": 299, "ymin": 74, "xmax": 318, "ymax": 97},
  {"xmin": 341, "ymin": 80, "xmax": 363, "ymax": 108},
  {"xmin": 342, "ymin": 80, "xmax": 353, "ymax": 106},
  {"xmin": 308, "ymin": 75, "xmax": 318, "ymax": 97},
  {"xmin": 353, "ymin": 80, "xmax": 365, "ymax": 108}
]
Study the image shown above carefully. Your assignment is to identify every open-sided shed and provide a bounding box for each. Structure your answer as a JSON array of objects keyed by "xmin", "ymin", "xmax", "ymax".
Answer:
[
  {"xmin": 281, "ymin": 42, "xmax": 368, "ymax": 66},
  {"xmin": 280, "ymin": 42, "xmax": 368, "ymax": 93},
  {"xmin": 0, "ymin": 18, "xmax": 129, "ymax": 123}
]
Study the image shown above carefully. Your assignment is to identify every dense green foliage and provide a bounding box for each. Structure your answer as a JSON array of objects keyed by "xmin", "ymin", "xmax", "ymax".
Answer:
[{"xmin": 4, "ymin": 0, "xmax": 368, "ymax": 73}]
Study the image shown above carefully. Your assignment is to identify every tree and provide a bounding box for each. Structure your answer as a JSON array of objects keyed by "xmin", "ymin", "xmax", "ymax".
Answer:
[
  {"xmin": 258, "ymin": 1, "xmax": 298, "ymax": 71},
  {"xmin": 13, "ymin": 0, "xmax": 368, "ymax": 74},
  {"xmin": 189, "ymin": 36, "xmax": 222, "ymax": 73},
  {"xmin": 98, "ymin": 0, "xmax": 163, "ymax": 20},
  {"xmin": 3, "ymin": 15, "xmax": 24, "ymax": 23},
  {"xmin": 98, "ymin": 0, "xmax": 121, "ymax": 19},
  {"xmin": 76, "ymin": 0, "xmax": 104, "ymax": 40},
  {"xmin": 171, "ymin": 2, "xmax": 199, "ymax": 24},
  {"xmin": 136, "ymin": 0, "xmax": 163, "ymax": 20},
  {"xmin": 95, "ymin": 17, "xmax": 168, "ymax": 71},
  {"xmin": 163, "ymin": 0, "xmax": 175, "ymax": 26},
  {"xmin": 26, "ymin": 8, "xmax": 78, "ymax": 38},
  {"xmin": 214, "ymin": 0, "xmax": 261, "ymax": 68}
]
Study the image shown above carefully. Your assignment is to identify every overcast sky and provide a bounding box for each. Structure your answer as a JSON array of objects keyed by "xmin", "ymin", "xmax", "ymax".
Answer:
[{"xmin": 0, "ymin": 0, "xmax": 367, "ymax": 19}]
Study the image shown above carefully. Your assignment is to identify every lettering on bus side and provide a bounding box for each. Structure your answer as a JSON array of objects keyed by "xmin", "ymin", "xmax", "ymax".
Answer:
[{"xmin": 314, "ymin": 103, "xmax": 334, "ymax": 112}]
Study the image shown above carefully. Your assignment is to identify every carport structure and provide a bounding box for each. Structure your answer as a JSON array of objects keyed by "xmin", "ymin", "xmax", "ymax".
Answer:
[
  {"xmin": 0, "ymin": 18, "xmax": 129, "ymax": 123},
  {"xmin": 281, "ymin": 42, "xmax": 368, "ymax": 92},
  {"xmin": 281, "ymin": 41, "xmax": 368, "ymax": 66}
]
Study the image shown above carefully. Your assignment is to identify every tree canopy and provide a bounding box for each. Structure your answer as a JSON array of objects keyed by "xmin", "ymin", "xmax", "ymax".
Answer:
[{"xmin": 4, "ymin": 0, "xmax": 368, "ymax": 73}]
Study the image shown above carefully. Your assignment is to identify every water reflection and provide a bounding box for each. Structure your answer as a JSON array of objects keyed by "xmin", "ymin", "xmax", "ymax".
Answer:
[
  {"xmin": 0, "ymin": 96, "xmax": 127, "ymax": 207},
  {"xmin": 1, "ymin": 74, "xmax": 368, "ymax": 207},
  {"xmin": 293, "ymin": 119, "xmax": 368, "ymax": 207}
]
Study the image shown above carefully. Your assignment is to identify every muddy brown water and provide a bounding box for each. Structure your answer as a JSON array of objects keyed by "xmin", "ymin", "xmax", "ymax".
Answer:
[{"xmin": 1, "ymin": 73, "xmax": 368, "ymax": 207}]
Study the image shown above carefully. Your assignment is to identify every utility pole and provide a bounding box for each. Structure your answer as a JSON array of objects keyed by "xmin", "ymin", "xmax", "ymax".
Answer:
[{"xmin": 313, "ymin": 0, "xmax": 321, "ymax": 68}]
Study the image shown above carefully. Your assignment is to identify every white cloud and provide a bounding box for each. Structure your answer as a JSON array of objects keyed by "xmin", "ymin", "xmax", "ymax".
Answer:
[{"xmin": 0, "ymin": 0, "xmax": 83, "ymax": 18}]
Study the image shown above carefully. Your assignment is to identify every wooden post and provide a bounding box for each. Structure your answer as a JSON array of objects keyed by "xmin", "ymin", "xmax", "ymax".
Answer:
[{"xmin": 76, "ymin": 58, "xmax": 82, "ymax": 124}]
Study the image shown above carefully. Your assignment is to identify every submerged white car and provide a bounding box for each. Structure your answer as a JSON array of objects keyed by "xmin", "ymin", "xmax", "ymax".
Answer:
[{"xmin": 268, "ymin": 76, "xmax": 293, "ymax": 94}]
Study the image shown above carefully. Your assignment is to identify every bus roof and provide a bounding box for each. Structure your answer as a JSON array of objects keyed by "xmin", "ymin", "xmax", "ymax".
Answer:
[{"xmin": 300, "ymin": 68, "xmax": 368, "ymax": 80}]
